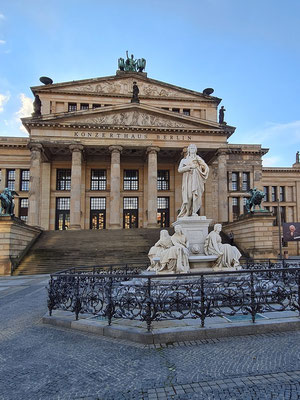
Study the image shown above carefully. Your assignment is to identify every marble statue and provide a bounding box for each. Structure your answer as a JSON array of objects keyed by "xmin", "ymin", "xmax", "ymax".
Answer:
[
  {"xmin": 204, "ymin": 224, "xmax": 241, "ymax": 269},
  {"xmin": 159, "ymin": 225, "xmax": 190, "ymax": 274},
  {"xmin": 0, "ymin": 188, "xmax": 18, "ymax": 215},
  {"xmin": 147, "ymin": 230, "xmax": 172, "ymax": 271},
  {"xmin": 178, "ymin": 144, "xmax": 209, "ymax": 218}
]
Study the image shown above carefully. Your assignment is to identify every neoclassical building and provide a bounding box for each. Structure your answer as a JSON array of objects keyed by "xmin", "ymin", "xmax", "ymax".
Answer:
[{"xmin": 0, "ymin": 64, "xmax": 299, "ymax": 255}]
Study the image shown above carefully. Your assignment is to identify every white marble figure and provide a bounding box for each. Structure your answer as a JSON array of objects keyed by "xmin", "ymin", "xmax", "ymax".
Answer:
[
  {"xmin": 178, "ymin": 144, "xmax": 209, "ymax": 218},
  {"xmin": 159, "ymin": 225, "xmax": 190, "ymax": 274},
  {"xmin": 204, "ymin": 224, "xmax": 241, "ymax": 269},
  {"xmin": 147, "ymin": 230, "xmax": 172, "ymax": 271}
]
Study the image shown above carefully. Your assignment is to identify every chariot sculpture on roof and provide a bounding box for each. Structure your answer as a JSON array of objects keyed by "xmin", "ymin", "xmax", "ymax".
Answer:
[{"xmin": 118, "ymin": 51, "xmax": 146, "ymax": 73}]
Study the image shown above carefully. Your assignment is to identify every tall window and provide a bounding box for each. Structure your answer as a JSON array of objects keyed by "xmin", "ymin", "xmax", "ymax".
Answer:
[
  {"xmin": 263, "ymin": 186, "xmax": 269, "ymax": 202},
  {"xmin": 80, "ymin": 103, "xmax": 89, "ymax": 110},
  {"xmin": 90, "ymin": 197, "xmax": 106, "ymax": 230},
  {"xmin": 20, "ymin": 170, "xmax": 30, "ymax": 191},
  {"xmin": 231, "ymin": 172, "xmax": 239, "ymax": 191},
  {"xmin": 123, "ymin": 170, "xmax": 139, "ymax": 190},
  {"xmin": 68, "ymin": 103, "xmax": 77, "ymax": 112},
  {"xmin": 91, "ymin": 169, "xmax": 106, "ymax": 190},
  {"xmin": 157, "ymin": 197, "xmax": 169, "ymax": 227},
  {"xmin": 279, "ymin": 186, "xmax": 285, "ymax": 202},
  {"xmin": 183, "ymin": 109, "xmax": 190, "ymax": 116},
  {"xmin": 6, "ymin": 169, "xmax": 15, "ymax": 190},
  {"xmin": 55, "ymin": 198, "xmax": 70, "ymax": 230},
  {"xmin": 243, "ymin": 197, "xmax": 248, "ymax": 213},
  {"xmin": 56, "ymin": 169, "xmax": 71, "ymax": 191},
  {"xmin": 19, "ymin": 198, "xmax": 28, "ymax": 222},
  {"xmin": 157, "ymin": 170, "xmax": 169, "ymax": 190},
  {"xmin": 280, "ymin": 206, "xmax": 286, "ymax": 223},
  {"xmin": 242, "ymin": 172, "xmax": 250, "ymax": 191},
  {"xmin": 232, "ymin": 197, "xmax": 239, "ymax": 220},
  {"xmin": 271, "ymin": 186, "xmax": 277, "ymax": 202}
]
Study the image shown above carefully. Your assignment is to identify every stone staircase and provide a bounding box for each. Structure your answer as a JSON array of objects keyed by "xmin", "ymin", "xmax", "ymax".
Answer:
[{"xmin": 13, "ymin": 229, "xmax": 164, "ymax": 275}]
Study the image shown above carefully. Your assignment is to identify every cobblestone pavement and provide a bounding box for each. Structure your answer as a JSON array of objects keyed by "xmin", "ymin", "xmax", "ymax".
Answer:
[{"xmin": 1, "ymin": 276, "xmax": 300, "ymax": 400}]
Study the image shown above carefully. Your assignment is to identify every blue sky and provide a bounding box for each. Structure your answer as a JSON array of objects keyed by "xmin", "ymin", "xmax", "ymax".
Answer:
[{"xmin": 0, "ymin": 0, "xmax": 299, "ymax": 167}]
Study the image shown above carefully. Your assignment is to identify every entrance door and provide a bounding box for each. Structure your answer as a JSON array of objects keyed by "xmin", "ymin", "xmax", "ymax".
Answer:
[
  {"xmin": 55, "ymin": 198, "xmax": 70, "ymax": 230},
  {"xmin": 157, "ymin": 197, "xmax": 170, "ymax": 227},
  {"xmin": 90, "ymin": 197, "xmax": 106, "ymax": 229},
  {"xmin": 123, "ymin": 197, "xmax": 138, "ymax": 229}
]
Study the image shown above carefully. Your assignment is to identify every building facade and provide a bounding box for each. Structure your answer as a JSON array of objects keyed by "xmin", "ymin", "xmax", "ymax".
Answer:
[{"xmin": 0, "ymin": 67, "xmax": 299, "ymax": 254}]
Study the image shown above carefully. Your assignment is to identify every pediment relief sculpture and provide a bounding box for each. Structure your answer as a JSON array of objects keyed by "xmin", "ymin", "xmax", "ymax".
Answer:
[
  {"xmin": 66, "ymin": 111, "xmax": 195, "ymax": 128},
  {"xmin": 54, "ymin": 79, "xmax": 199, "ymax": 99}
]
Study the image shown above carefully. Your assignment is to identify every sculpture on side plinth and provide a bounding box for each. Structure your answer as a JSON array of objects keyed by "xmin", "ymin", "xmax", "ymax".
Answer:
[
  {"xmin": 0, "ymin": 188, "xmax": 18, "ymax": 216},
  {"xmin": 147, "ymin": 230, "xmax": 172, "ymax": 272},
  {"xmin": 204, "ymin": 224, "xmax": 241, "ymax": 269},
  {"xmin": 159, "ymin": 225, "xmax": 190, "ymax": 274},
  {"xmin": 177, "ymin": 144, "xmax": 209, "ymax": 218},
  {"xmin": 246, "ymin": 187, "xmax": 265, "ymax": 213}
]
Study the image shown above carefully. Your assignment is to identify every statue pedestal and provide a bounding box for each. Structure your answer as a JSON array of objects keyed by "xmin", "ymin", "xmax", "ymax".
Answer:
[{"xmin": 173, "ymin": 216, "xmax": 212, "ymax": 254}]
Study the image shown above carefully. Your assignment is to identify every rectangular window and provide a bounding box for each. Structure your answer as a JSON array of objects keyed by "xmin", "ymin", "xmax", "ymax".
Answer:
[
  {"xmin": 272, "ymin": 206, "xmax": 278, "ymax": 226},
  {"xmin": 231, "ymin": 172, "xmax": 239, "ymax": 191},
  {"xmin": 242, "ymin": 172, "xmax": 250, "ymax": 191},
  {"xmin": 232, "ymin": 197, "xmax": 240, "ymax": 220},
  {"xmin": 263, "ymin": 186, "xmax": 269, "ymax": 202},
  {"xmin": 157, "ymin": 197, "xmax": 169, "ymax": 228},
  {"xmin": 90, "ymin": 169, "xmax": 106, "ymax": 191},
  {"xmin": 20, "ymin": 170, "xmax": 30, "ymax": 191},
  {"xmin": 123, "ymin": 197, "xmax": 138, "ymax": 209},
  {"xmin": 68, "ymin": 103, "xmax": 77, "ymax": 112},
  {"xmin": 104, "ymin": 104, "xmax": 111, "ymax": 107},
  {"xmin": 157, "ymin": 170, "xmax": 170, "ymax": 190},
  {"xmin": 19, "ymin": 198, "xmax": 28, "ymax": 222},
  {"xmin": 183, "ymin": 109, "xmax": 190, "ymax": 116},
  {"xmin": 55, "ymin": 198, "xmax": 70, "ymax": 230},
  {"xmin": 56, "ymin": 169, "xmax": 71, "ymax": 191},
  {"xmin": 56, "ymin": 197, "xmax": 70, "ymax": 210},
  {"xmin": 123, "ymin": 170, "xmax": 139, "ymax": 191},
  {"xmin": 6, "ymin": 169, "xmax": 15, "ymax": 190},
  {"xmin": 92, "ymin": 104, "xmax": 101, "ymax": 109},
  {"xmin": 172, "ymin": 108, "xmax": 180, "ymax": 113},
  {"xmin": 243, "ymin": 197, "xmax": 248, "ymax": 213},
  {"xmin": 80, "ymin": 103, "xmax": 89, "ymax": 110},
  {"xmin": 279, "ymin": 186, "xmax": 285, "ymax": 202},
  {"xmin": 90, "ymin": 197, "xmax": 106, "ymax": 210},
  {"xmin": 280, "ymin": 206, "xmax": 286, "ymax": 223},
  {"xmin": 161, "ymin": 107, "xmax": 169, "ymax": 110},
  {"xmin": 271, "ymin": 186, "xmax": 277, "ymax": 202}
]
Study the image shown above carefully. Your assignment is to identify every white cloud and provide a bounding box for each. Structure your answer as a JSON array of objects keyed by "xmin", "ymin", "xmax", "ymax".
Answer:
[
  {"xmin": 242, "ymin": 120, "xmax": 300, "ymax": 145},
  {"xmin": 0, "ymin": 40, "xmax": 5, "ymax": 45},
  {"xmin": 15, "ymin": 93, "xmax": 33, "ymax": 132},
  {"xmin": 262, "ymin": 156, "xmax": 282, "ymax": 167},
  {"xmin": 0, "ymin": 92, "xmax": 10, "ymax": 112}
]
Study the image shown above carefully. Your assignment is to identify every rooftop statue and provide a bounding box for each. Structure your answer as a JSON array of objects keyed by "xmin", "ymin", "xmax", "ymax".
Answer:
[
  {"xmin": 0, "ymin": 188, "xmax": 19, "ymax": 216},
  {"xmin": 131, "ymin": 81, "xmax": 140, "ymax": 103},
  {"xmin": 245, "ymin": 187, "xmax": 265, "ymax": 213},
  {"xmin": 32, "ymin": 94, "xmax": 41, "ymax": 118},
  {"xmin": 118, "ymin": 51, "xmax": 146, "ymax": 73},
  {"xmin": 296, "ymin": 151, "xmax": 299, "ymax": 163},
  {"xmin": 178, "ymin": 144, "xmax": 209, "ymax": 218},
  {"xmin": 219, "ymin": 105, "xmax": 226, "ymax": 124}
]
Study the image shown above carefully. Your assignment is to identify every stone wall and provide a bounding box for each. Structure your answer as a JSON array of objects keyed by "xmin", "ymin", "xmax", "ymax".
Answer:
[
  {"xmin": 0, "ymin": 216, "xmax": 41, "ymax": 275},
  {"xmin": 223, "ymin": 212, "xmax": 277, "ymax": 259}
]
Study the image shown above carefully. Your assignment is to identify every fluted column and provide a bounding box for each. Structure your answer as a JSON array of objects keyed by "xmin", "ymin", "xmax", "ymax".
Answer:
[
  {"xmin": 218, "ymin": 149, "xmax": 228, "ymax": 222},
  {"xmin": 109, "ymin": 146, "xmax": 123, "ymax": 229},
  {"xmin": 28, "ymin": 143, "xmax": 43, "ymax": 227},
  {"xmin": 147, "ymin": 146, "xmax": 160, "ymax": 228},
  {"xmin": 69, "ymin": 144, "xmax": 84, "ymax": 230}
]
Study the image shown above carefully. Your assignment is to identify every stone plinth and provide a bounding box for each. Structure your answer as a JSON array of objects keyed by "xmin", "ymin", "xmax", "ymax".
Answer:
[
  {"xmin": 0, "ymin": 216, "xmax": 41, "ymax": 275},
  {"xmin": 223, "ymin": 212, "xmax": 277, "ymax": 259},
  {"xmin": 173, "ymin": 216, "xmax": 212, "ymax": 254}
]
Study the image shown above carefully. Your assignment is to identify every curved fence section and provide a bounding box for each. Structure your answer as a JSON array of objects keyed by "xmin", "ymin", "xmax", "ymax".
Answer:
[{"xmin": 47, "ymin": 261, "xmax": 300, "ymax": 332}]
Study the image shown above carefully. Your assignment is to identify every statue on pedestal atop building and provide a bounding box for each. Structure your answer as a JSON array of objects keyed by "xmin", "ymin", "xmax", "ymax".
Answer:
[
  {"xmin": 219, "ymin": 105, "xmax": 226, "ymax": 124},
  {"xmin": 0, "ymin": 188, "xmax": 18, "ymax": 216},
  {"xmin": 118, "ymin": 52, "xmax": 146, "ymax": 73}
]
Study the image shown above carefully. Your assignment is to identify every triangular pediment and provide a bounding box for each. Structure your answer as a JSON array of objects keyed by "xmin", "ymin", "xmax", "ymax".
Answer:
[
  {"xmin": 25, "ymin": 104, "xmax": 226, "ymax": 131},
  {"xmin": 32, "ymin": 73, "xmax": 220, "ymax": 102}
]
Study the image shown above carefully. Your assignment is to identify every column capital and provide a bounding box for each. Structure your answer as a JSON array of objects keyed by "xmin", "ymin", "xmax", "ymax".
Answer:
[
  {"xmin": 28, "ymin": 142, "xmax": 43, "ymax": 152},
  {"xmin": 69, "ymin": 144, "xmax": 84, "ymax": 153},
  {"xmin": 146, "ymin": 146, "xmax": 160, "ymax": 155},
  {"xmin": 217, "ymin": 148, "xmax": 228, "ymax": 157},
  {"xmin": 109, "ymin": 145, "xmax": 123, "ymax": 154}
]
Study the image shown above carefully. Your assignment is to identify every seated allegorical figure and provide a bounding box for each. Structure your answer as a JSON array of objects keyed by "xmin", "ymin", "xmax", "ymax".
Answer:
[
  {"xmin": 158, "ymin": 225, "xmax": 190, "ymax": 274},
  {"xmin": 204, "ymin": 224, "xmax": 241, "ymax": 269},
  {"xmin": 147, "ymin": 230, "xmax": 173, "ymax": 271}
]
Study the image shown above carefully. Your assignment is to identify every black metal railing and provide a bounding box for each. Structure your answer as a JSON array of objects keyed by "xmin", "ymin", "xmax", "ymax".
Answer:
[{"xmin": 47, "ymin": 261, "xmax": 300, "ymax": 331}]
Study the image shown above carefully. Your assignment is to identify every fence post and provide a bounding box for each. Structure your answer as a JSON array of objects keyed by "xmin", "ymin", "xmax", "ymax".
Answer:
[
  {"xmin": 107, "ymin": 275, "xmax": 113, "ymax": 326},
  {"xmin": 145, "ymin": 277, "xmax": 152, "ymax": 332},
  {"xmin": 200, "ymin": 275, "xmax": 206, "ymax": 328},
  {"xmin": 250, "ymin": 271, "xmax": 256, "ymax": 323},
  {"xmin": 74, "ymin": 276, "xmax": 81, "ymax": 321},
  {"xmin": 298, "ymin": 273, "xmax": 300, "ymax": 318}
]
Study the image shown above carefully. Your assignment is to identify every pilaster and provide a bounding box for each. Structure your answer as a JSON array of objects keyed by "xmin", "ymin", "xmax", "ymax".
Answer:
[{"xmin": 28, "ymin": 143, "xmax": 43, "ymax": 227}]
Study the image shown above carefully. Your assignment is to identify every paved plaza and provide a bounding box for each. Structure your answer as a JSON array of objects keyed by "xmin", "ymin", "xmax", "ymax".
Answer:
[{"xmin": 1, "ymin": 276, "xmax": 300, "ymax": 399}]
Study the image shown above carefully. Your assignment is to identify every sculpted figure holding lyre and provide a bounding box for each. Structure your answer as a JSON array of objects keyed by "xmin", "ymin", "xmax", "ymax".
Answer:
[{"xmin": 178, "ymin": 144, "xmax": 209, "ymax": 218}]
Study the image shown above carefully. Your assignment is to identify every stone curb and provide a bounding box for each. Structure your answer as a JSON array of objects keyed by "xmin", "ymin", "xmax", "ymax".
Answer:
[{"xmin": 42, "ymin": 313, "xmax": 300, "ymax": 344}]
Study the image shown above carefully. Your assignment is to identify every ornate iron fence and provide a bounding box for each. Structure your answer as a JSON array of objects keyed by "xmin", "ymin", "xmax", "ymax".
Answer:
[{"xmin": 47, "ymin": 262, "xmax": 300, "ymax": 332}]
